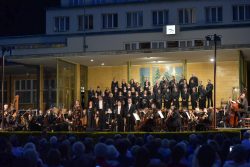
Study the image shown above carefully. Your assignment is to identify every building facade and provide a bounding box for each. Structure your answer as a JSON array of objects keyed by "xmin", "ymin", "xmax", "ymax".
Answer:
[{"xmin": 0, "ymin": 0, "xmax": 250, "ymax": 110}]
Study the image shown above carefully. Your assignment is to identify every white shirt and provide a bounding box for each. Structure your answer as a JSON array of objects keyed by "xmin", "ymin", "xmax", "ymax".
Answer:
[
  {"xmin": 118, "ymin": 106, "xmax": 121, "ymax": 115},
  {"xmin": 186, "ymin": 111, "xmax": 191, "ymax": 120},
  {"xmin": 128, "ymin": 104, "xmax": 131, "ymax": 110},
  {"xmin": 99, "ymin": 100, "xmax": 103, "ymax": 109}
]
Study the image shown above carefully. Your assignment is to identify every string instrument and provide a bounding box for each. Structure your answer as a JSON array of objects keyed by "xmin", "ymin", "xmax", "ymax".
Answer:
[
  {"xmin": 229, "ymin": 99, "xmax": 240, "ymax": 127},
  {"xmin": 80, "ymin": 109, "xmax": 87, "ymax": 127}
]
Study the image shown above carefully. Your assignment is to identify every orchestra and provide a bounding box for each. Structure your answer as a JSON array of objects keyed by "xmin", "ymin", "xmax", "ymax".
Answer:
[{"xmin": 0, "ymin": 75, "xmax": 248, "ymax": 132}]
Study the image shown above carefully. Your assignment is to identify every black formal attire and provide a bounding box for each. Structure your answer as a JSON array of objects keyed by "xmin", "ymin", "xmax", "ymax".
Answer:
[
  {"xmin": 154, "ymin": 92, "xmax": 163, "ymax": 109},
  {"xmin": 116, "ymin": 95, "xmax": 125, "ymax": 105},
  {"xmin": 125, "ymin": 104, "xmax": 136, "ymax": 131},
  {"xmin": 199, "ymin": 89, "xmax": 207, "ymax": 110},
  {"xmin": 144, "ymin": 81, "xmax": 150, "ymax": 92},
  {"xmin": 167, "ymin": 110, "xmax": 181, "ymax": 131},
  {"xmin": 114, "ymin": 106, "xmax": 125, "ymax": 132},
  {"xmin": 191, "ymin": 92, "xmax": 199, "ymax": 110},
  {"xmin": 97, "ymin": 100, "xmax": 106, "ymax": 130},
  {"xmin": 153, "ymin": 84, "xmax": 161, "ymax": 95},
  {"xmin": 88, "ymin": 90, "xmax": 95, "ymax": 102},
  {"xmin": 189, "ymin": 76, "xmax": 198, "ymax": 87},
  {"xmin": 87, "ymin": 107, "xmax": 95, "ymax": 129},
  {"xmin": 96, "ymin": 90, "xmax": 102, "ymax": 96},
  {"xmin": 111, "ymin": 81, "xmax": 118, "ymax": 93},
  {"xmin": 141, "ymin": 95, "xmax": 149, "ymax": 109},
  {"xmin": 181, "ymin": 91, "xmax": 189, "ymax": 109},
  {"xmin": 206, "ymin": 83, "xmax": 213, "ymax": 107},
  {"xmin": 132, "ymin": 95, "xmax": 140, "ymax": 110},
  {"xmin": 172, "ymin": 90, "xmax": 180, "ymax": 109},
  {"xmin": 107, "ymin": 96, "xmax": 115, "ymax": 110},
  {"xmin": 164, "ymin": 91, "xmax": 172, "ymax": 109}
]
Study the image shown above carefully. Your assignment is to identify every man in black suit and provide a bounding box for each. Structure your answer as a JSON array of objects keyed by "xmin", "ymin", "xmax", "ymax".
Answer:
[
  {"xmin": 206, "ymin": 79, "xmax": 213, "ymax": 108},
  {"xmin": 111, "ymin": 77, "xmax": 118, "ymax": 94},
  {"xmin": 166, "ymin": 107, "xmax": 181, "ymax": 131},
  {"xmin": 181, "ymin": 88, "xmax": 189, "ymax": 109},
  {"xmin": 125, "ymin": 98, "xmax": 136, "ymax": 132},
  {"xmin": 189, "ymin": 74, "xmax": 198, "ymax": 88},
  {"xmin": 191, "ymin": 87, "xmax": 199, "ymax": 110},
  {"xmin": 114, "ymin": 100, "xmax": 125, "ymax": 132},
  {"xmin": 97, "ymin": 95, "xmax": 106, "ymax": 130}
]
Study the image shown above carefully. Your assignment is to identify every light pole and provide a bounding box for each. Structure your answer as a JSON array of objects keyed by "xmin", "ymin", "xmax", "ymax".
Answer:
[
  {"xmin": 205, "ymin": 34, "xmax": 221, "ymax": 129},
  {"xmin": 1, "ymin": 47, "xmax": 13, "ymax": 130}
]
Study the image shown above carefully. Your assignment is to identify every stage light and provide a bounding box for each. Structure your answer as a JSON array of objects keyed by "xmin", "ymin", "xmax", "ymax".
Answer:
[
  {"xmin": 210, "ymin": 58, "xmax": 214, "ymax": 62},
  {"xmin": 90, "ymin": 59, "xmax": 94, "ymax": 62},
  {"xmin": 101, "ymin": 63, "xmax": 104, "ymax": 66}
]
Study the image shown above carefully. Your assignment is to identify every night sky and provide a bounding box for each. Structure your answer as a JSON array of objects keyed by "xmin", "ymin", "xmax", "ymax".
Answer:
[{"xmin": 0, "ymin": 0, "xmax": 60, "ymax": 36}]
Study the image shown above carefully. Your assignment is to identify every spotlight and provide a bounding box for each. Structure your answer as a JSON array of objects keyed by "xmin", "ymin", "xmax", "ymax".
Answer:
[
  {"xmin": 101, "ymin": 63, "xmax": 104, "ymax": 66},
  {"xmin": 90, "ymin": 59, "xmax": 94, "ymax": 62},
  {"xmin": 210, "ymin": 58, "xmax": 214, "ymax": 62}
]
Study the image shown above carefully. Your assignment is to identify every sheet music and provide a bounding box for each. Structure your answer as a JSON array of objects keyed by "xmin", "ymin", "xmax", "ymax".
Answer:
[
  {"xmin": 133, "ymin": 113, "xmax": 140, "ymax": 121},
  {"xmin": 158, "ymin": 110, "xmax": 164, "ymax": 119}
]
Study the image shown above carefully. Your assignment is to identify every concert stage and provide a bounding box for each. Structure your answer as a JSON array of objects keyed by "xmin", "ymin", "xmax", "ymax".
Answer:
[{"xmin": 0, "ymin": 128, "xmax": 246, "ymax": 142}]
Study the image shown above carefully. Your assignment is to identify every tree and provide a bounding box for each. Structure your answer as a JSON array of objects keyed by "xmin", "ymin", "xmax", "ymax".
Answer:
[{"xmin": 153, "ymin": 68, "xmax": 161, "ymax": 85}]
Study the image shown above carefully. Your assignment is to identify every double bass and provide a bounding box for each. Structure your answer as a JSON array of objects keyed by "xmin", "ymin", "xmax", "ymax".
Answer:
[{"xmin": 228, "ymin": 100, "xmax": 239, "ymax": 127}]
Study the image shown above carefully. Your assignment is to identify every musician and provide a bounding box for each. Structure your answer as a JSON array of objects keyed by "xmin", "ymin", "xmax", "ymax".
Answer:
[
  {"xmin": 97, "ymin": 95, "xmax": 106, "ymax": 130},
  {"xmin": 130, "ymin": 79, "xmax": 136, "ymax": 89},
  {"xmin": 96, "ymin": 86, "xmax": 102, "ymax": 96},
  {"xmin": 172, "ymin": 87, "xmax": 180, "ymax": 109},
  {"xmin": 154, "ymin": 89, "xmax": 163, "ymax": 109},
  {"xmin": 87, "ymin": 101, "xmax": 95, "ymax": 129},
  {"xmin": 181, "ymin": 88, "xmax": 189, "ymax": 109},
  {"xmin": 111, "ymin": 77, "xmax": 118, "ymax": 94},
  {"xmin": 239, "ymin": 93, "xmax": 248, "ymax": 113},
  {"xmin": 127, "ymin": 83, "xmax": 132, "ymax": 92},
  {"xmin": 169, "ymin": 76, "xmax": 177, "ymax": 91},
  {"xmin": 166, "ymin": 107, "xmax": 181, "ymax": 132},
  {"xmin": 191, "ymin": 87, "xmax": 199, "ymax": 110},
  {"xmin": 206, "ymin": 79, "xmax": 214, "ymax": 107},
  {"xmin": 36, "ymin": 110, "xmax": 45, "ymax": 127},
  {"xmin": 116, "ymin": 91, "xmax": 125, "ymax": 105},
  {"xmin": 107, "ymin": 92, "xmax": 116, "ymax": 111},
  {"xmin": 164, "ymin": 88, "xmax": 172, "ymax": 109},
  {"xmin": 141, "ymin": 90, "xmax": 149, "ymax": 109},
  {"xmin": 73, "ymin": 100, "xmax": 82, "ymax": 129},
  {"xmin": 153, "ymin": 80, "xmax": 161, "ymax": 95},
  {"xmin": 121, "ymin": 79, "xmax": 127, "ymax": 90},
  {"xmin": 189, "ymin": 74, "xmax": 198, "ymax": 88},
  {"xmin": 135, "ymin": 82, "xmax": 141, "ymax": 93},
  {"xmin": 132, "ymin": 91, "xmax": 141, "ymax": 110},
  {"xmin": 198, "ymin": 81, "xmax": 203, "ymax": 96},
  {"xmin": 114, "ymin": 100, "xmax": 125, "ymax": 132},
  {"xmin": 125, "ymin": 98, "xmax": 136, "ymax": 131},
  {"xmin": 199, "ymin": 86, "xmax": 207, "ymax": 110},
  {"xmin": 144, "ymin": 78, "xmax": 150, "ymax": 92},
  {"xmin": 88, "ymin": 87, "xmax": 95, "ymax": 102},
  {"xmin": 178, "ymin": 75, "xmax": 185, "ymax": 91}
]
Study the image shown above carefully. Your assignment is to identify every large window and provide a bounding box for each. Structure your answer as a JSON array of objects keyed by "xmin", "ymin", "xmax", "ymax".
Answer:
[
  {"xmin": 54, "ymin": 16, "xmax": 70, "ymax": 32},
  {"xmin": 78, "ymin": 15, "xmax": 94, "ymax": 31},
  {"xmin": 102, "ymin": 13, "xmax": 118, "ymax": 29},
  {"xmin": 152, "ymin": 10, "xmax": 169, "ymax": 26},
  {"xmin": 178, "ymin": 8, "xmax": 196, "ymax": 24},
  {"xmin": 205, "ymin": 6, "xmax": 223, "ymax": 23},
  {"xmin": 233, "ymin": 4, "xmax": 250, "ymax": 21},
  {"xmin": 44, "ymin": 79, "xmax": 56, "ymax": 108},
  {"xmin": 127, "ymin": 11, "xmax": 143, "ymax": 28},
  {"xmin": 124, "ymin": 43, "xmax": 138, "ymax": 50},
  {"xmin": 151, "ymin": 41, "xmax": 166, "ymax": 49},
  {"xmin": 15, "ymin": 80, "xmax": 37, "ymax": 104}
]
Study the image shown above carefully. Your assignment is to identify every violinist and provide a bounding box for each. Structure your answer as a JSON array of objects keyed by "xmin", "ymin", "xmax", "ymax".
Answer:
[{"xmin": 238, "ymin": 93, "xmax": 248, "ymax": 120}]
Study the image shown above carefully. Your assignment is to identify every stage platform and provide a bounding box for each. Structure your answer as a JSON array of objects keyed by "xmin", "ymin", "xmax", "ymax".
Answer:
[{"xmin": 0, "ymin": 128, "xmax": 246, "ymax": 142}]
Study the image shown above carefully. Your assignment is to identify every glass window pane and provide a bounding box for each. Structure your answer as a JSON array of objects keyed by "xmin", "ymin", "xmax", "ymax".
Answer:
[
  {"xmin": 15, "ymin": 80, "xmax": 20, "ymax": 90},
  {"xmin": 21, "ymin": 80, "xmax": 26, "ymax": 90},
  {"xmin": 127, "ymin": 13, "xmax": 131, "ymax": 27},
  {"xmin": 164, "ymin": 11, "xmax": 169, "ymax": 24},
  {"xmin": 159, "ymin": 42, "xmax": 165, "ymax": 49},
  {"xmin": 184, "ymin": 9, "xmax": 189, "ymax": 24},
  {"xmin": 66, "ymin": 17, "xmax": 69, "ymax": 30},
  {"xmin": 246, "ymin": 5, "xmax": 250, "ymax": 20},
  {"xmin": 113, "ymin": 14, "xmax": 118, "ymax": 27},
  {"xmin": 27, "ymin": 80, "xmax": 31, "ymax": 90},
  {"xmin": 103, "ymin": 15, "xmax": 106, "ymax": 28},
  {"xmin": 158, "ymin": 11, "xmax": 163, "ymax": 25},
  {"xmin": 239, "ymin": 6, "xmax": 245, "ymax": 20},
  {"xmin": 179, "ymin": 10, "xmax": 183, "ymax": 24},
  {"xmin": 132, "ymin": 13, "xmax": 137, "ymax": 26},
  {"xmin": 211, "ymin": 8, "xmax": 216, "ymax": 22},
  {"xmin": 233, "ymin": 6, "xmax": 238, "ymax": 21},
  {"xmin": 89, "ymin": 15, "xmax": 93, "ymax": 29},
  {"xmin": 108, "ymin": 14, "xmax": 112, "ymax": 28},
  {"xmin": 205, "ymin": 8, "xmax": 210, "ymax": 22},
  {"xmin": 55, "ymin": 17, "xmax": 59, "ymax": 31},
  {"xmin": 33, "ymin": 80, "xmax": 37, "ymax": 90},
  {"xmin": 153, "ymin": 11, "xmax": 157, "ymax": 25},
  {"xmin": 139, "ymin": 12, "xmax": 143, "ymax": 26},
  {"xmin": 218, "ymin": 7, "xmax": 223, "ymax": 22}
]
